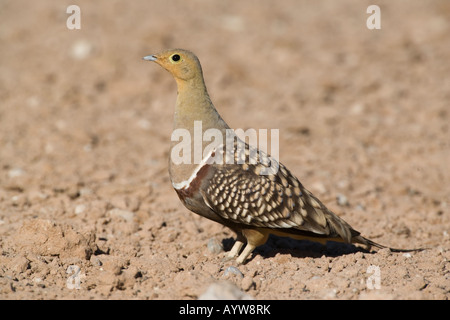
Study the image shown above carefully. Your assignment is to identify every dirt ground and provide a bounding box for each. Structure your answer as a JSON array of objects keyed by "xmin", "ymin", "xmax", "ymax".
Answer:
[{"xmin": 0, "ymin": 0, "xmax": 449, "ymax": 300}]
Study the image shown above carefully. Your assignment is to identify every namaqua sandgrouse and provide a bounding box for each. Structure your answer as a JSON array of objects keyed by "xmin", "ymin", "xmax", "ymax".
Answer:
[{"xmin": 143, "ymin": 49, "xmax": 419, "ymax": 264}]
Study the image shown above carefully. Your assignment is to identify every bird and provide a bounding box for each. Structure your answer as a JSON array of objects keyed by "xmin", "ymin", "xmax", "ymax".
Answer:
[{"xmin": 143, "ymin": 48, "xmax": 421, "ymax": 264}]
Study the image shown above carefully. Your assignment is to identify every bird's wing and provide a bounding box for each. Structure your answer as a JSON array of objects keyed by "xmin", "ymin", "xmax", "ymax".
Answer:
[{"xmin": 201, "ymin": 143, "xmax": 357, "ymax": 243}]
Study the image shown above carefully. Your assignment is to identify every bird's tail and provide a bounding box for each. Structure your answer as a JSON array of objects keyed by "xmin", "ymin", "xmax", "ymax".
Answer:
[{"xmin": 353, "ymin": 235, "xmax": 425, "ymax": 253}]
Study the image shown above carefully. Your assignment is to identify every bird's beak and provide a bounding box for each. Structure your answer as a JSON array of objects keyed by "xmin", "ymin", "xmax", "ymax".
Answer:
[{"xmin": 143, "ymin": 55, "xmax": 157, "ymax": 61}]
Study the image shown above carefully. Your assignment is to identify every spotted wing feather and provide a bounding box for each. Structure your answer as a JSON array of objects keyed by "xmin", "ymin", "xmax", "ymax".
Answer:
[{"xmin": 201, "ymin": 143, "xmax": 356, "ymax": 243}]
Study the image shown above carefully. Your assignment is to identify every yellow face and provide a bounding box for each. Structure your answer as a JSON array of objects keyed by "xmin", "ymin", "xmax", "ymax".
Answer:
[{"xmin": 144, "ymin": 49, "xmax": 202, "ymax": 81}]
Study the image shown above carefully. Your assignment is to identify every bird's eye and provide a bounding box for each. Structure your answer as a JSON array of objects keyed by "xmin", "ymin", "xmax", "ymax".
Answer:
[{"xmin": 171, "ymin": 54, "xmax": 181, "ymax": 62}]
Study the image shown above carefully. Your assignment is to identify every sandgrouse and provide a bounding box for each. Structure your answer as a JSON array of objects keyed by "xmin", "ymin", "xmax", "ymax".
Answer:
[{"xmin": 144, "ymin": 49, "xmax": 418, "ymax": 264}]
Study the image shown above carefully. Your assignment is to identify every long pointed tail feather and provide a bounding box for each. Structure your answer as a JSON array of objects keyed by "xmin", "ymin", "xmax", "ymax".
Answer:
[{"xmin": 353, "ymin": 236, "xmax": 425, "ymax": 253}]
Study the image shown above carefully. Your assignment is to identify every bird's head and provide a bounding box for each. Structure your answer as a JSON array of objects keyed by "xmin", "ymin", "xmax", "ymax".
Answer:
[{"xmin": 143, "ymin": 49, "xmax": 202, "ymax": 82}]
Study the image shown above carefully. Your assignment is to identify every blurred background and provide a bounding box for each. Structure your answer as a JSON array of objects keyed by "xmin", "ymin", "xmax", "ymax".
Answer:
[{"xmin": 0, "ymin": 0, "xmax": 449, "ymax": 299}]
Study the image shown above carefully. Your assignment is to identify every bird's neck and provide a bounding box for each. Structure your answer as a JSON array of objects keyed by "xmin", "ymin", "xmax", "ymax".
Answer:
[
  {"xmin": 170, "ymin": 77, "xmax": 230, "ymax": 184},
  {"xmin": 174, "ymin": 77, "xmax": 225, "ymax": 131}
]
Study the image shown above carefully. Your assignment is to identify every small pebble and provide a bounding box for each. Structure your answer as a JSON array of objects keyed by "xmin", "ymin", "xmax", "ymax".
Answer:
[
  {"xmin": 74, "ymin": 204, "xmax": 86, "ymax": 215},
  {"xmin": 8, "ymin": 168, "xmax": 24, "ymax": 178},
  {"xmin": 70, "ymin": 40, "xmax": 93, "ymax": 60},
  {"xmin": 108, "ymin": 208, "xmax": 135, "ymax": 222},
  {"xmin": 207, "ymin": 238, "xmax": 224, "ymax": 254},
  {"xmin": 90, "ymin": 256, "xmax": 102, "ymax": 267},
  {"xmin": 11, "ymin": 195, "xmax": 28, "ymax": 207},
  {"xmin": 79, "ymin": 188, "xmax": 93, "ymax": 196},
  {"xmin": 336, "ymin": 193, "xmax": 349, "ymax": 206},
  {"xmin": 223, "ymin": 266, "xmax": 244, "ymax": 278},
  {"xmin": 9, "ymin": 256, "xmax": 30, "ymax": 274}
]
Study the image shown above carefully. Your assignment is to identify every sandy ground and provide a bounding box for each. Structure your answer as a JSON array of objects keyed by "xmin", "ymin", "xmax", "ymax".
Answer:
[{"xmin": 0, "ymin": 0, "xmax": 449, "ymax": 300}]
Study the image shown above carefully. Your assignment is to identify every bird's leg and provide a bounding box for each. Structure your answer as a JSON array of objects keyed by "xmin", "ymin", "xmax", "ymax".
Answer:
[
  {"xmin": 236, "ymin": 243, "xmax": 256, "ymax": 265},
  {"xmin": 236, "ymin": 228, "xmax": 270, "ymax": 265},
  {"xmin": 223, "ymin": 233, "xmax": 245, "ymax": 261},
  {"xmin": 227, "ymin": 240, "xmax": 244, "ymax": 259}
]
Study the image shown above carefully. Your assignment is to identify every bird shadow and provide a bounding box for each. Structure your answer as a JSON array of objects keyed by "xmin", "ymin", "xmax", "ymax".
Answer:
[{"xmin": 222, "ymin": 234, "xmax": 370, "ymax": 261}]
